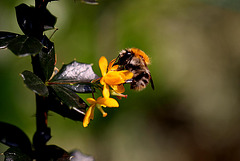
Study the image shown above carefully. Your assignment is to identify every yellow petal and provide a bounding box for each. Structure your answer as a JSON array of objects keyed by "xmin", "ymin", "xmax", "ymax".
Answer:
[
  {"xmin": 104, "ymin": 97, "xmax": 119, "ymax": 107},
  {"xmin": 104, "ymin": 72, "xmax": 125, "ymax": 85},
  {"xmin": 120, "ymin": 70, "xmax": 134, "ymax": 80},
  {"xmin": 97, "ymin": 97, "xmax": 119, "ymax": 107},
  {"xmin": 86, "ymin": 98, "xmax": 96, "ymax": 104},
  {"xmin": 108, "ymin": 58, "xmax": 117, "ymax": 71},
  {"xmin": 102, "ymin": 83, "xmax": 110, "ymax": 98},
  {"xmin": 83, "ymin": 105, "xmax": 95, "ymax": 127},
  {"xmin": 110, "ymin": 65, "xmax": 119, "ymax": 71},
  {"xmin": 100, "ymin": 77, "xmax": 104, "ymax": 85},
  {"xmin": 96, "ymin": 96, "xmax": 104, "ymax": 102},
  {"xmin": 99, "ymin": 56, "xmax": 108, "ymax": 76},
  {"xmin": 89, "ymin": 106, "xmax": 95, "ymax": 120},
  {"xmin": 111, "ymin": 84, "xmax": 125, "ymax": 94}
]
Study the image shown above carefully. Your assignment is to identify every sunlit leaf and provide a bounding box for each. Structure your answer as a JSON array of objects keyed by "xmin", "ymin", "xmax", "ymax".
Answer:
[
  {"xmin": 20, "ymin": 70, "xmax": 49, "ymax": 97},
  {"xmin": 50, "ymin": 61, "xmax": 99, "ymax": 93},
  {"xmin": 51, "ymin": 61, "xmax": 99, "ymax": 82},
  {"xmin": 39, "ymin": 35, "xmax": 55, "ymax": 81},
  {"xmin": 0, "ymin": 122, "xmax": 32, "ymax": 155},
  {"xmin": 4, "ymin": 147, "xmax": 32, "ymax": 161},
  {"xmin": 61, "ymin": 84, "xmax": 93, "ymax": 93}
]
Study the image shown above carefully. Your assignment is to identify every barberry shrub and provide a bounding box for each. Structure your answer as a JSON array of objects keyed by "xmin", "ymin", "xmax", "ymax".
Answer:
[{"xmin": 0, "ymin": 0, "xmax": 153, "ymax": 160}]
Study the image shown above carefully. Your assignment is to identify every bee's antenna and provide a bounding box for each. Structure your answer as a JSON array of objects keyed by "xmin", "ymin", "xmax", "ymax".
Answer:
[{"xmin": 113, "ymin": 54, "xmax": 121, "ymax": 66}]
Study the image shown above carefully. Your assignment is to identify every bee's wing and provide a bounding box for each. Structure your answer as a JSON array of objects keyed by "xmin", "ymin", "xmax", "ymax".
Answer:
[
  {"xmin": 141, "ymin": 57, "xmax": 154, "ymax": 90},
  {"xmin": 150, "ymin": 75, "xmax": 155, "ymax": 90}
]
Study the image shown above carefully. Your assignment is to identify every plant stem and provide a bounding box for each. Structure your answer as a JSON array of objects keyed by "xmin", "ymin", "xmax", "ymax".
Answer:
[
  {"xmin": 32, "ymin": 0, "xmax": 51, "ymax": 151},
  {"xmin": 31, "ymin": 54, "xmax": 51, "ymax": 151},
  {"xmin": 35, "ymin": 96, "xmax": 48, "ymax": 132},
  {"xmin": 32, "ymin": 54, "xmax": 48, "ymax": 132}
]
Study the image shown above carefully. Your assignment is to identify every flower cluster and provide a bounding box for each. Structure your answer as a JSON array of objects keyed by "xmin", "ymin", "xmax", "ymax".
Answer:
[{"xmin": 83, "ymin": 56, "xmax": 133, "ymax": 127}]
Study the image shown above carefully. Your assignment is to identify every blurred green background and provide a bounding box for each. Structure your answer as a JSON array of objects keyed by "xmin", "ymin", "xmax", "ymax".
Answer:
[{"xmin": 1, "ymin": 0, "xmax": 240, "ymax": 160}]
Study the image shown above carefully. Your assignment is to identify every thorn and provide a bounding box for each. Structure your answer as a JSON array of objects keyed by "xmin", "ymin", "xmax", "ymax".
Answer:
[
  {"xmin": 49, "ymin": 27, "xmax": 59, "ymax": 40},
  {"xmin": 69, "ymin": 156, "xmax": 75, "ymax": 160}
]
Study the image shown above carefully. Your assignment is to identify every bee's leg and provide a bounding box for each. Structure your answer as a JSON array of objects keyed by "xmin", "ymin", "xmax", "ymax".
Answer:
[{"xmin": 125, "ymin": 79, "xmax": 133, "ymax": 84}]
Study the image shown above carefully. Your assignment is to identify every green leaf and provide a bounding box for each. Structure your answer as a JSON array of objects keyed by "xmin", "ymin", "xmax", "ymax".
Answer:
[
  {"xmin": 20, "ymin": 70, "xmax": 49, "ymax": 97},
  {"xmin": 0, "ymin": 32, "xmax": 43, "ymax": 57},
  {"xmin": 49, "ymin": 85, "xmax": 87, "ymax": 113},
  {"xmin": 0, "ymin": 32, "xmax": 19, "ymax": 49},
  {"xmin": 15, "ymin": 3, "xmax": 57, "ymax": 35},
  {"xmin": 35, "ymin": 145, "xmax": 70, "ymax": 161},
  {"xmin": 50, "ymin": 61, "xmax": 99, "ymax": 93},
  {"xmin": 39, "ymin": 35, "xmax": 55, "ymax": 81},
  {"xmin": 0, "ymin": 122, "xmax": 32, "ymax": 155},
  {"xmin": 7, "ymin": 35, "xmax": 43, "ymax": 57},
  {"xmin": 48, "ymin": 94, "xmax": 85, "ymax": 122},
  {"xmin": 4, "ymin": 147, "xmax": 32, "ymax": 161}
]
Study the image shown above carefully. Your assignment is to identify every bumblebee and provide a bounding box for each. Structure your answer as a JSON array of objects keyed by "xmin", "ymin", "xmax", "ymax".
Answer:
[{"xmin": 114, "ymin": 48, "xmax": 154, "ymax": 91}]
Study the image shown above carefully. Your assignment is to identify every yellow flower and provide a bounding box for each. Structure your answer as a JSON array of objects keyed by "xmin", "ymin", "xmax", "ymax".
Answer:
[
  {"xmin": 83, "ymin": 96, "xmax": 119, "ymax": 127},
  {"xmin": 99, "ymin": 56, "xmax": 133, "ymax": 98}
]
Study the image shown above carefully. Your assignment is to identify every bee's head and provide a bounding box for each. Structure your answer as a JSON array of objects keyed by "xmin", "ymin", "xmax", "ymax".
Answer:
[
  {"xmin": 121, "ymin": 49, "xmax": 133, "ymax": 58},
  {"xmin": 114, "ymin": 49, "xmax": 134, "ymax": 65}
]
